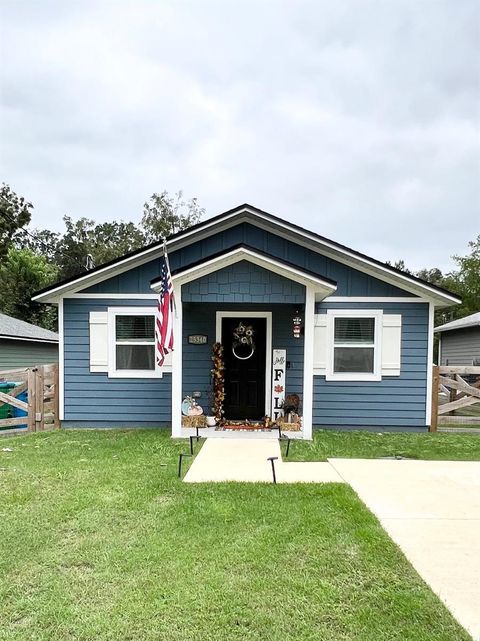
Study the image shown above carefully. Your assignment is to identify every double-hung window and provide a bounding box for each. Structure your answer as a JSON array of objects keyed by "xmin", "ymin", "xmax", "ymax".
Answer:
[
  {"xmin": 327, "ymin": 311, "xmax": 382, "ymax": 381},
  {"xmin": 108, "ymin": 308, "xmax": 164, "ymax": 378}
]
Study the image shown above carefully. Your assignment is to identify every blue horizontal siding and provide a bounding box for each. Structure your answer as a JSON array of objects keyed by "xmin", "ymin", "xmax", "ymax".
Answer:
[
  {"xmin": 81, "ymin": 223, "xmax": 418, "ymax": 297},
  {"xmin": 63, "ymin": 298, "xmax": 171, "ymax": 424},
  {"xmin": 313, "ymin": 302, "xmax": 429, "ymax": 428}
]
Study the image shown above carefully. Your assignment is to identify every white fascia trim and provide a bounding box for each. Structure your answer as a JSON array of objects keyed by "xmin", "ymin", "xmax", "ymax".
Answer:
[
  {"xmin": 0, "ymin": 335, "xmax": 58, "ymax": 344},
  {"xmin": 215, "ymin": 311, "xmax": 273, "ymax": 417},
  {"xmin": 33, "ymin": 206, "xmax": 461, "ymax": 306},
  {"xmin": 68, "ymin": 293, "xmax": 158, "ymax": 299},
  {"xmin": 244, "ymin": 215, "xmax": 461, "ymax": 306},
  {"xmin": 325, "ymin": 309, "xmax": 383, "ymax": 382},
  {"xmin": 425, "ymin": 302, "xmax": 434, "ymax": 426},
  {"xmin": 165, "ymin": 247, "xmax": 337, "ymax": 294}
]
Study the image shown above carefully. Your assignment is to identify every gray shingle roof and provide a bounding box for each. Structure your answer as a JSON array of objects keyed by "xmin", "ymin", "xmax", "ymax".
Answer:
[
  {"xmin": 0, "ymin": 313, "xmax": 58, "ymax": 343},
  {"xmin": 434, "ymin": 311, "xmax": 480, "ymax": 333}
]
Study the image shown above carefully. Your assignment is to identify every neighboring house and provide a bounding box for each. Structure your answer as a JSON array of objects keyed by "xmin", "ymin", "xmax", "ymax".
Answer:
[
  {"xmin": 435, "ymin": 312, "xmax": 480, "ymax": 366},
  {"xmin": 33, "ymin": 204, "xmax": 460, "ymax": 437},
  {"xmin": 0, "ymin": 312, "xmax": 58, "ymax": 370}
]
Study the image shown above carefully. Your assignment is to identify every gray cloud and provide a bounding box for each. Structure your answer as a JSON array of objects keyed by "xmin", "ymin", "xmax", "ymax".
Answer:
[{"xmin": 0, "ymin": 0, "xmax": 479, "ymax": 271}]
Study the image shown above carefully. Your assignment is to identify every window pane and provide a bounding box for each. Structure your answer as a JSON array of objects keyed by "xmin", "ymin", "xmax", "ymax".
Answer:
[
  {"xmin": 334, "ymin": 317, "xmax": 374, "ymax": 344},
  {"xmin": 116, "ymin": 315, "xmax": 154, "ymax": 342},
  {"xmin": 334, "ymin": 347, "xmax": 374, "ymax": 373},
  {"xmin": 116, "ymin": 345, "xmax": 155, "ymax": 370}
]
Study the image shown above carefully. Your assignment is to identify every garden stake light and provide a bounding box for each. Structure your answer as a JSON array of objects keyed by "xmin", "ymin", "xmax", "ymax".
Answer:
[
  {"xmin": 267, "ymin": 456, "xmax": 278, "ymax": 484},
  {"xmin": 178, "ymin": 452, "xmax": 191, "ymax": 478}
]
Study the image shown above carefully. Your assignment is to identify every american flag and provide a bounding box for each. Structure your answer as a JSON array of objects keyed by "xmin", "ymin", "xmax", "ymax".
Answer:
[{"xmin": 155, "ymin": 259, "xmax": 174, "ymax": 367}]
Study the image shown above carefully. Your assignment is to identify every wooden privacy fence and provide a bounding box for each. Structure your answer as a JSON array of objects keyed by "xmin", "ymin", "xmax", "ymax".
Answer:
[
  {"xmin": 0, "ymin": 364, "xmax": 59, "ymax": 433},
  {"xmin": 430, "ymin": 365, "xmax": 480, "ymax": 431}
]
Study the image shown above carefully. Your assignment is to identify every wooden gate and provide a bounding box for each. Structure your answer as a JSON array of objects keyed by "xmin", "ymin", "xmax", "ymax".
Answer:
[
  {"xmin": 430, "ymin": 365, "xmax": 480, "ymax": 431},
  {"xmin": 0, "ymin": 364, "xmax": 59, "ymax": 434}
]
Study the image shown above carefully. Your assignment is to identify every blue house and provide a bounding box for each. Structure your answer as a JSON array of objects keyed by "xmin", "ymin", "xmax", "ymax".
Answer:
[{"xmin": 33, "ymin": 204, "xmax": 460, "ymax": 438}]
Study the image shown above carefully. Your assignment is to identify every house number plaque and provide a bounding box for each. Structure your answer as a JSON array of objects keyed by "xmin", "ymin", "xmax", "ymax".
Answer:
[{"xmin": 188, "ymin": 334, "xmax": 208, "ymax": 345}]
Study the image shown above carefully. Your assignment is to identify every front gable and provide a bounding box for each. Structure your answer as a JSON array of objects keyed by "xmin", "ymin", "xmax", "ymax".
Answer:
[
  {"xmin": 181, "ymin": 260, "xmax": 306, "ymax": 304},
  {"xmin": 79, "ymin": 222, "xmax": 418, "ymax": 298}
]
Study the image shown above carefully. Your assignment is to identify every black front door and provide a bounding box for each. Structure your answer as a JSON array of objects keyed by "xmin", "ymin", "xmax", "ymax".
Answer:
[{"xmin": 222, "ymin": 317, "xmax": 266, "ymax": 420}]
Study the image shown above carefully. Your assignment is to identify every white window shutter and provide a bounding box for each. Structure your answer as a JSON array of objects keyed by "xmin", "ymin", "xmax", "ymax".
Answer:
[
  {"xmin": 381, "ymin": 314, "xmax": 402, "ymax": 376},
  {"xmin": 89, "ymin": 311, "xmax": 108, "ymax": 372},
  {"xmin": 313, "ymin": 315, "xmax": 329, "ymax": 374}
]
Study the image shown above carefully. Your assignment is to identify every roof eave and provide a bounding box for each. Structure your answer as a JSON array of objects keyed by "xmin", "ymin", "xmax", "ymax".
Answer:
[{"xmin": 32, "ymin": 203, "xmax": 461, "ymax": 306}]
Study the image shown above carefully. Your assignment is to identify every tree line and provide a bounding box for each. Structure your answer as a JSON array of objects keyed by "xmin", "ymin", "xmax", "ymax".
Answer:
[{"xmin": 0, "ymin": 182, "xmax": 478, "ymax": 331}]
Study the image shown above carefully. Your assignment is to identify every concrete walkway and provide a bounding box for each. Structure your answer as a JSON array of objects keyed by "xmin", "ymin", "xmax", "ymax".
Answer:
[
  {"xmin": 183, "ymin": 438, "xmax": 343, "ymax": 483},
  {"xmin": 329, "ymin": 459, "xmax": 480, "ymax": 641}
]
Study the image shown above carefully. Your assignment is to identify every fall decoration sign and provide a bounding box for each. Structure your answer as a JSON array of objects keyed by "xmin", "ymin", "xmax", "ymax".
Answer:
[{"xmin": 271, "ymin": 349, "xmax": 286, "ymax": 420}]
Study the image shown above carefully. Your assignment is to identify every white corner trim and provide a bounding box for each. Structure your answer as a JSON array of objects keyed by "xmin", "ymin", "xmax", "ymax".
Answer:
[
  {"xmin": 58, "ymin": 299, "xmax": 64, "ymax": 421},
  {"xmin": 171, "ymin": 285, "xmax": 183, "ymax": 437},
  {"xmin": 325, "ymin": 309, "xmax": 383, "ymax": 382},
  {"xmin": 106, "ymin": 306, "xmax": 171, "ymax": 378},
  {"xmin": 425, "ymin": 301, "xmax": 434, "ymax": 426},
  {"xmin": 216, "ymin": 311, "xmax": 273, "ymax": 417},
  {"xmin": 302, "ymin": 286, "xmax": 315, "ymax": 440}
]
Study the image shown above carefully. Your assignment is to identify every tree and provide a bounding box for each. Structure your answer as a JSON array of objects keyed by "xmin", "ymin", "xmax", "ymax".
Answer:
[
  {"xmin": 53, "ymin": 216, "xmax": 147, "ymax": 279},
  {"xmin": 0, "ymin": 247, "xmax": 59, "ymax": 330},
  {"xmin": 141, "ymin": 190, "xmax": 204, "ymax": 242},
  {"xmin": 448, "ymin": 234, "xmax": 480, "ymax": 319},
  {"xmin": 386, "ymin": 259, "xmax": 413, "ymax": 274},
  {"xmin": 0, "ymin": 183, "xmax": 33, "ymax": 258}
]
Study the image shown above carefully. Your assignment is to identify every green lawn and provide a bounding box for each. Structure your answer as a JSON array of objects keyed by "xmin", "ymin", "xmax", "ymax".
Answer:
[
  {"xmin": 288, "ymin": 428, "xmax": 480, "ymax": 462},
  {"xmin": 0, "ymin": 430, "xmax": 471, "ymax": 641}
]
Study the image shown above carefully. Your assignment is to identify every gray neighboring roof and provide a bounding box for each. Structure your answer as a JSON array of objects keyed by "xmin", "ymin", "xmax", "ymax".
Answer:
[
  {"xmin": 0, "ymin": 313, "xmax": 58, "ymax": 343},
  {"xmin": 434, "ymin": 312, "xmax": 480, "ymax": 334}
]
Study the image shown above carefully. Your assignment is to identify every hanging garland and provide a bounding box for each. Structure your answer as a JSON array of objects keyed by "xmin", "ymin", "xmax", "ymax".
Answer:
[{"xmin": 211, "ymin": 342, "xmax": 225, "ymax": 422}]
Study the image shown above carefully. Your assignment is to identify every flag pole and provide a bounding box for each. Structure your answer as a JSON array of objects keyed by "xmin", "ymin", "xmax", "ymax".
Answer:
[{"xmin": 163, "ymin": 237, "xmax": 177, "ymax": 317}]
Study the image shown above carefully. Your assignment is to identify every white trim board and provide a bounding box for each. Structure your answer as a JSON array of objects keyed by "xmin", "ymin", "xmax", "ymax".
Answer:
[
  {"xmin": 302, "ymin": 286, "xmax": 315, "ymax": 440},
  {"xmin": 323, "ymin": 296, "xmax": 428, "ymax": 303},
  {"xmin": 425, "ymin": 302, "xmax": 434, "ymax": 426},
  {"xmin": 58, "ymin": 299, "xmax": 64, "ymax": 421},
  {"xmin": 68, "ymin": 293, "xmax": 158, "ymax": 299},
  {"xmin": 171, "ymin": 285, "xmax": 183, "ymax": 437},
  {"xmin": 216, "ymin": 311, "xmax": 273, "ymax": 418},
  {"xmin": 33, "ymin": 206, "xmax": 460, "ymax": 306},
  {"xmin": 0, "ymin": 335, "xmax": 58, "ymax": 344},
  {"xmin": 167, "ymin": 246, "xmax": 336, "ymax": 297}
]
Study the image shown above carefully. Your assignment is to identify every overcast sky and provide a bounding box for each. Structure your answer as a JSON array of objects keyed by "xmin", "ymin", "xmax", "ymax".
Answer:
[{"xmin": 1, "ymin": 1, "xmax": 479, "ymax": 271}]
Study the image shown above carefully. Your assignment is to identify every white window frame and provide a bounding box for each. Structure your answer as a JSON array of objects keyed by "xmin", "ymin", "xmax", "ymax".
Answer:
[
  {"xmin": 326, "ymin": 309, "xmax": 382, "ymax": 381},
  {"xmin": 107, "ymin": 307, "xmax": 169, "ymax": 378}
]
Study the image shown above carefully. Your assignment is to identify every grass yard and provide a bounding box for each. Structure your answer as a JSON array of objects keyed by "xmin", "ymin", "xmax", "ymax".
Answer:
[
  {"xmin": 288, "ymin": 428, "xmax": 480, "ymax": 461},
  {"xmin": 0, "ymin": 430, "xmax": 472, "ymax": 641}
]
